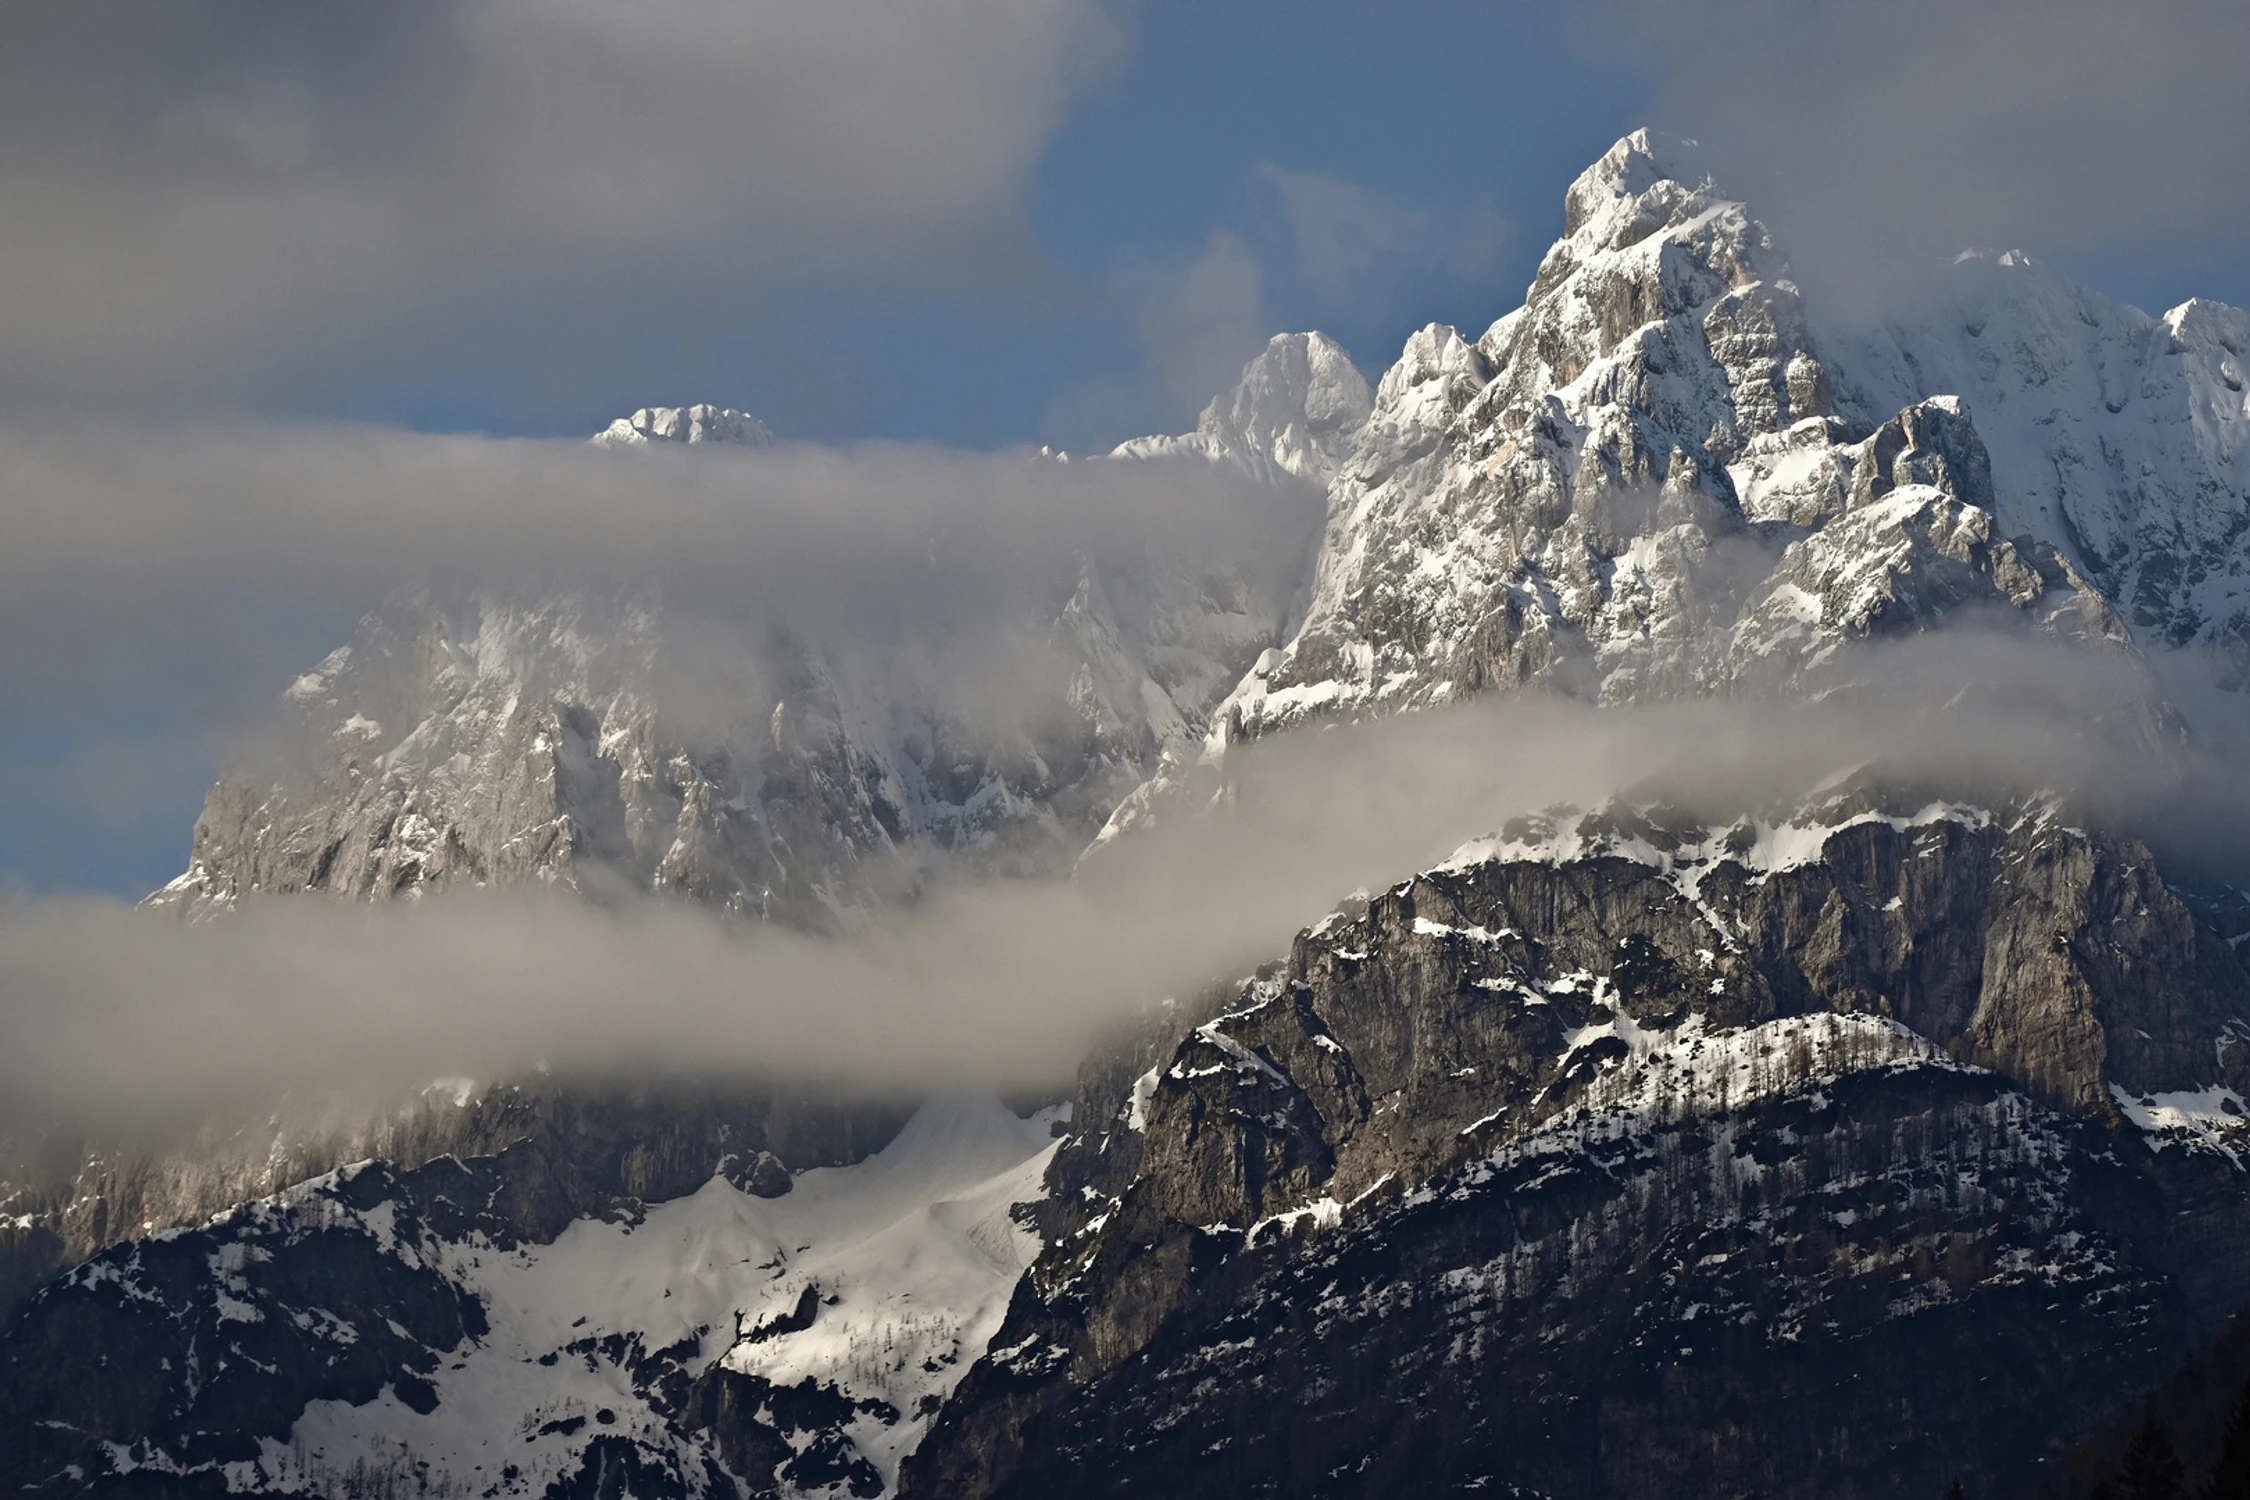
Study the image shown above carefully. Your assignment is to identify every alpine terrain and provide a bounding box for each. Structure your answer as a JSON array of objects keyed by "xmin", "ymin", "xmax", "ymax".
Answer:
[{"xmin": 7, "ymin": 131, "xmax": 2250, "ymax": 1499}]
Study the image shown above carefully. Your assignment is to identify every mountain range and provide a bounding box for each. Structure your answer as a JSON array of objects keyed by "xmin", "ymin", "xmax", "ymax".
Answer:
[{"xmin": 7, "ymin": 130, "xmax": 2250, "ymax": 1499}]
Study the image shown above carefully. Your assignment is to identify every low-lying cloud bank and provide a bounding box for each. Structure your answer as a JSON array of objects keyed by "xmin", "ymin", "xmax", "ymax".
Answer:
[
  {"xmin": 0, "ymin": 415, "xmax": 1321, "ymax": 895},
  {"xmin": 6, "ymin": 633, "xmax": 2245, "ymax": 1133},
  {"xmin": 0, "ymin": 421, "xmax": 1316, "ymax": 729}
]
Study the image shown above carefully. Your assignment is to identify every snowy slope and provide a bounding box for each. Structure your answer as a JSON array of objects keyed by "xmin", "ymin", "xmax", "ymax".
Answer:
[
  {"xmin": 261, "ymin": 1098, "xmax": 1062, "ymax": 1498},
  {"xmin": 1839, "ymin": 259, "xmax": 2250, "ymax": 682},
  {"xmin": 9, "ymin": 1098, "xmax": 1063, "ymax": 1499}
]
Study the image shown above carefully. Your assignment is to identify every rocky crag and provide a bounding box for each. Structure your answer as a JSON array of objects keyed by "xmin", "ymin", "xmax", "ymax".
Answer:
[
  {"xmin": 1105, "ymin": 131, "xmax": 2243, "ymax": 841},
  {"xmin": 0, "ymin": 1083, "xmax": 907, "ymax": 1333},
  {"xmin": 905, "ymin": 785, "xmax": 2250, "ymax": 1498},
  {"xmin": 0, "ymin": 1096, "xmax": 1046, "ymax": 1500}
]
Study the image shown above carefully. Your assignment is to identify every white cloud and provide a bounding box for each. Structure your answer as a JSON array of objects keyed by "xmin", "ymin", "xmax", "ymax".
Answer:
[
  {"xmin": 4, "ymin": 651, "xmax": 2240, "ymax": 1130},
  {"xmin": 0, "ymin": 418, "xmax": 1312, "ymax": 734},
  {"xmin": 1575, "ymin": 0, "xmax": 2250, "ymax": 319}
]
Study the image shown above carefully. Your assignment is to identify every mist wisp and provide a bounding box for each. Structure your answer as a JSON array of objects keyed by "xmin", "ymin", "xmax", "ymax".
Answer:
[{"xmin": 7, "ymin": 626, "xmax": 2247, "ymax": 1136}]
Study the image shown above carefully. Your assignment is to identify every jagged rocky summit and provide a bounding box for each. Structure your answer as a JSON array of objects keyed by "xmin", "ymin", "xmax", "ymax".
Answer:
[
  {"xmin": 1256, "ymin": 128, "xmax": 2247, "ymax": 716},
  {"xmin": 8, "ymin": 129, "xmax": 2250, "ymax": 1500},
  {"xmin": 143, "ymin": 132, "xmax": 2250, "ymax": 915},
  {"xmin": 1099, "ymin": 130, "xmax": 2248, "ymax": 843}
]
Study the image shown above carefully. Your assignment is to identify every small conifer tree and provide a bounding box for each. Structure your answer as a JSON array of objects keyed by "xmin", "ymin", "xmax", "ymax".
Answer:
[
  {"xmin": 2205, "ymin": 1379, "xmax": 2250, "ymax": 1500},
  {"xmin": 2118, "ymin": 1418, "xmax": 2186, "ymax": 1500}
]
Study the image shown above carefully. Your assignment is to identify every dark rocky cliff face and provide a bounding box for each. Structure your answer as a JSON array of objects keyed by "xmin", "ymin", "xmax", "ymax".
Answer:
[
  {"xmin": 9, "ymin": 788, "xmax": 2250, "ymax": 1499},
  {"xmin": 903, "ymin": 788, "xmax": 2250, "ymax": 1500}
]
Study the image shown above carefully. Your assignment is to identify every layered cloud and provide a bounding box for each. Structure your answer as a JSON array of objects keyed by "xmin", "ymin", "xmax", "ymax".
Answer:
[
  {"xmin": 0, "ymin": 420, "xmax": 1308, "ymax": 724},
  {"xmin": 0, "ymin": 415, "xmax": 1326, "ymax": 890},
  {"xmin": 4, "ymin": 638, "xmax": 2244, "ymax": 1130}
]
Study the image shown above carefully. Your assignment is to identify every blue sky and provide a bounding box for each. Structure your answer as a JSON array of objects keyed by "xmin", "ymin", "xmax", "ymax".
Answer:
[
  {"xmin": 313, "ymin": 0, "xmax": 2250, "ymax": 452},
  {"xmin": 346, "ymin": 1, "xmax": 1650, "ymax": 450},
  {"xmin": 4, "ymin": 0, "xmax": 2248, "ymax": 896}
]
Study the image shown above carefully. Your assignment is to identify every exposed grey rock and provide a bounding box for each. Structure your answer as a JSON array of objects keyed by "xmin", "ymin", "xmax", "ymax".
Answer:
[{"xmin": 0, "ymin": 1087, "xmax": 914, "ymax": 1498}]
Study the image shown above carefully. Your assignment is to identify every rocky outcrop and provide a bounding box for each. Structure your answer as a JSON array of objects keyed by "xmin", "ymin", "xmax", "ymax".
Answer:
[
  {"xmin": 3, "ymin": 1160, "xmax": 502, "ymax": 1496},
  {"xmin": 1203, "ymin": 129, "xmax": 1845, "ymax": 739},
  {"xmin": 0, "ymin": 1098, "xmax": 1053, "ymax": 1499}
]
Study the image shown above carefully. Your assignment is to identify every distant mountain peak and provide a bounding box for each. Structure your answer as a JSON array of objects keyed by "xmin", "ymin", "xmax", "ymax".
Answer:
[
  {"xmin": 1198, "ymin": 330, "xmax": 1374, "ymax": 463},
  {"xmin": 592, "ymin": 403, "xmax": 775, "ymax": 448},
  {"xmin": 1110, "ymin": 331, "xmax": 1374, "ymax": 485}
]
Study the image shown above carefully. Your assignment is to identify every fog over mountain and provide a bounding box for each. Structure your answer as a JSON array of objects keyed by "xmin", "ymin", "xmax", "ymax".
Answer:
[{"xmin": 4, "ymin": 640, "xmax": 2236, "ymax": 1133}]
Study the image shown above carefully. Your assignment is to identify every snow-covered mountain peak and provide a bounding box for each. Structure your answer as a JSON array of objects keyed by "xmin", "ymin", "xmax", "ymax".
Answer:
[
  {"xmin": 1835, "ymin": 249, "xmax": 2250, "ymax": 681},
  {"xmin": 1085, "ymin": 128, "xmax": 2245, "ymax": 846},
  {"xmin": 1111, "ymin": 331, "xmax": 1373, "ymax": 485},
  {"xmin": 148, "ymin": 129, "xmax": 2250, "ymax": 920},
  {"xmin": 1201, "ymin": 330, "xmax": 1375, "ymax": 476},
  {"xmin": 1366, "ymin": 322, "xmax": 1489, "ymax": 437},
  {"xmin": 593, "ymin": 404, "xmax": 775, "ymax": 448},
  {"xmin": 1180, "ymin": 130, "xmax": 1834, "ymax": 752},
  {"xmin": 156, "ymin": 379, "xmax": 1322, "ymax": 918},
  {"xmin": 1558, "ymin": 127, "xmax": 1711, "ymax": 245}
]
